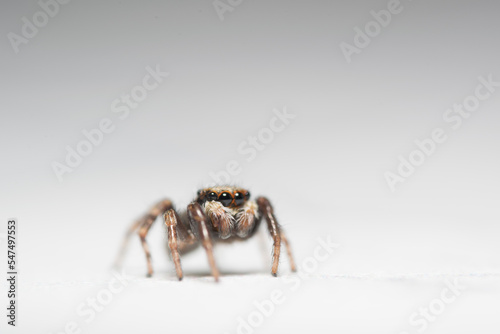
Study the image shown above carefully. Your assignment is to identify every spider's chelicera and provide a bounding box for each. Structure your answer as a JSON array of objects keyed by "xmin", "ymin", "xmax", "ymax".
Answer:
[{"xmin": 116, "ymin": 186, "xmax": 296, "ymax": 282}]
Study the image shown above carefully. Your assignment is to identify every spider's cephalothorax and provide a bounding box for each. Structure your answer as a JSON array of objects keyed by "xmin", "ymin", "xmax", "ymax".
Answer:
[
  {"xmin": 196, "ymin": 186, "xmax": 256, "ymax": 239},
  {"xmin": 116, "ymin": 185, "xmax": 296, "ymax": 282}
]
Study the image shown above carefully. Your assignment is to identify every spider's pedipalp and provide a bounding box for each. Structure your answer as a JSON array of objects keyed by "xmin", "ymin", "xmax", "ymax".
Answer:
[
  {"xmin": 203, "ymin": 200, "xmax": 234, "ymax": 239},
  {"xmin": 235, "ymin": 200, "xmax": 258, "ymax": 238}
]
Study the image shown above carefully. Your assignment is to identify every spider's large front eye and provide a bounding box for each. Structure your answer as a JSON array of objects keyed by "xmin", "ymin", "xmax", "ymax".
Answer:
[
  {"xmin": 234, "ymin": 192, "xmax": 245, "ymax": 206},
  {"xmin": 207, "ymin": 192, "xmax": 217, "ymax": 201},
  {"xmin": 218, "ymin": 192, "xmax": 233, "ymax": 207}
]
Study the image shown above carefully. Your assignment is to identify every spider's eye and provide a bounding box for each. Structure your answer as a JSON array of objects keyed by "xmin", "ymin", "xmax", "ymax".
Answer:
[
  {"xmin": 218, "ymin": 192, "xmax": 233, "ymax": 207},
  {"xmin": 207, "ymin": 192, "xmax": 217, "ymax": 201},
  {"xmin": 234, "ymin": 192, "xmax": 245, "ymax": 206},
  {"xmin": 245, "ymin": 191, "xmax": 251, "ymax": 199}
]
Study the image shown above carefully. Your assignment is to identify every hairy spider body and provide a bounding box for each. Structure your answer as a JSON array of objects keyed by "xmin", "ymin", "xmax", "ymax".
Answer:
[{"xmin": 116, "ymin": 186, "xmax": 296, "ymax": 282}]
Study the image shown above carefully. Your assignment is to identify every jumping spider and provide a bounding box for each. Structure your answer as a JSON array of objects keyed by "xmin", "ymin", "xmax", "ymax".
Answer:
[{"xmin": 117, "ymin": 186, "xmax": 297, "ymax": 281}]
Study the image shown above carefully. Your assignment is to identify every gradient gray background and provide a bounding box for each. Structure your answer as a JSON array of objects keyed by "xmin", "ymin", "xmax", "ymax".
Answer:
[{"xmin": 1, "ymin": 1, "xmax": 499, "ymax": 333}]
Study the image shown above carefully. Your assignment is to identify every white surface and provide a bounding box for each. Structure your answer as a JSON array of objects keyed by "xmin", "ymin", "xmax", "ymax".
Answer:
[
  {"xmin": 2, "ymin": 219, "xmax": 500, "ymax": 333},
  {"xmin": 16, "ymin": 273, "xmax": 500, "ymax": 334}
]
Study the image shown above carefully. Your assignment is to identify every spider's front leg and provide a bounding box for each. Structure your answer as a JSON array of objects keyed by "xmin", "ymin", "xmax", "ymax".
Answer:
[
  {"xmin": 257, "ymin": 197, "xmax": 297, "ymax": 276},
  {"xmin": 187, "ymin": 202, "xmax": 220, "ymax": 282},
  {"xmin": 164, "ymin": 209, "xmax": 197, "ymax": 281}
]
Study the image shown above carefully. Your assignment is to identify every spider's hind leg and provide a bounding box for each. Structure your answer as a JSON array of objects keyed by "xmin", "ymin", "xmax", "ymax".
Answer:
[
  {"xmin": 115, "ymin": 199, "xmax": 172, "ymax": 277},
  {"xmin": 114, "ymin": 218, "xmax": 142, "ymax": 270}
]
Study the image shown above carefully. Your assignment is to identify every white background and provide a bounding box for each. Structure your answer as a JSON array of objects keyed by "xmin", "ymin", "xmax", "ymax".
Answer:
[{"xmin": 1, "ymin": 1, "xmax": 499, "ymax": 333}]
